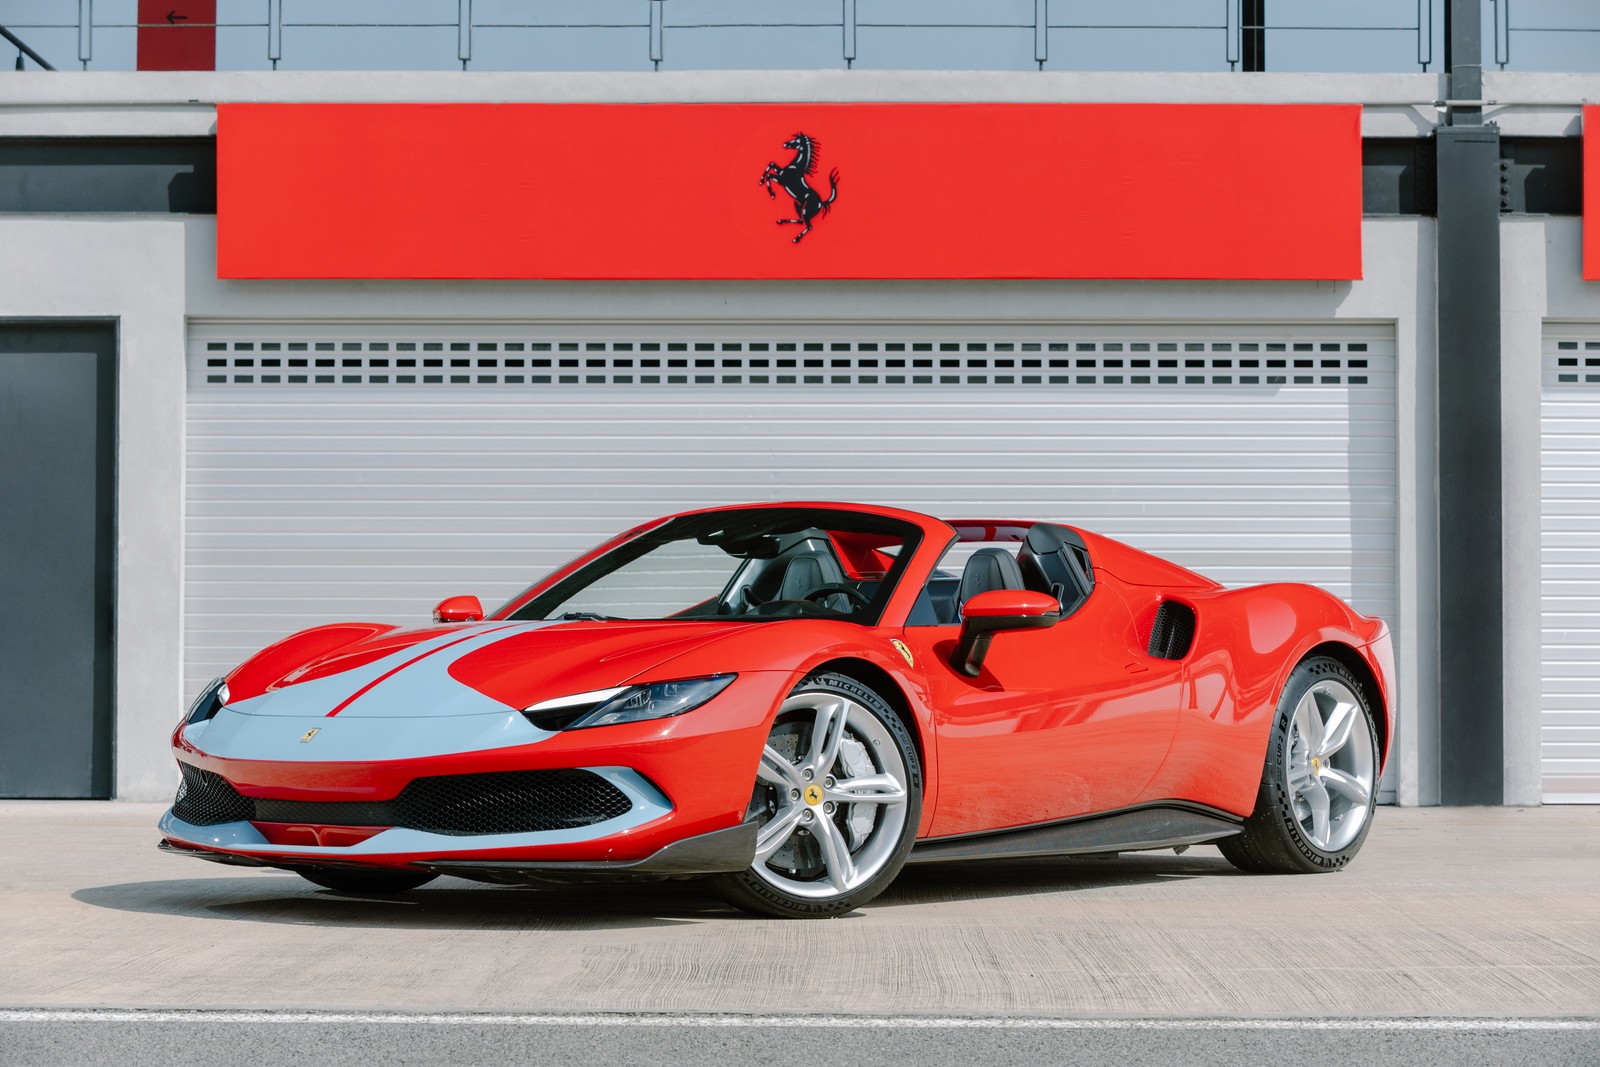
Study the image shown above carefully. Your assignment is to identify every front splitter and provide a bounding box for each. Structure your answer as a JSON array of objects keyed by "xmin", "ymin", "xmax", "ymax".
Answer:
[{"xmin": 160, "ymin": 820, "xmax": 757, "ymax": 884}]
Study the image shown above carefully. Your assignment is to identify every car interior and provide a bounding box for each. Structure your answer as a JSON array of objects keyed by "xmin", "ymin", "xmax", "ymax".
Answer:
[
  {"xmin": 906, "ymin": 522, "xmax": 1096, "ymax": 626},
  {"xmin": 704, "ymin": 531, "xmax": 886, "ymax": 619}
]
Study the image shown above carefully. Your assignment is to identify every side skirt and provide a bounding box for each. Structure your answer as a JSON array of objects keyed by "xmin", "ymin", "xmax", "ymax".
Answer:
[{"xmin": 905, "ymin": 802, "xmax": 1243, "ymax": 865}]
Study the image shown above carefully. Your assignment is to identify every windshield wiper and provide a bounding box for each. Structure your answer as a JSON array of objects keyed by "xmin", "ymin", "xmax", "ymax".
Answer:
[{"xmin": 554, "ymin": 611, "xmax": 622, "ymax": 622}]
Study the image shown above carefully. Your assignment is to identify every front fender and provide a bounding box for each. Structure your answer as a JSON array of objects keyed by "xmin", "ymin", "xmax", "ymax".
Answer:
[
  {"xmin": 225, "ymin": 622, "xmax": 401, "ymax": 702},
  {"xmin": 646, "ymin": 621, "xmax": 941, "ymax": 837}
]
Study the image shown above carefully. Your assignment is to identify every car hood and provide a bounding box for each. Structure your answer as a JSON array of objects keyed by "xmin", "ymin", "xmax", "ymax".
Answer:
[{"xmin": 225, "ymin": 619, "xmax": 750, "ymax": 719}]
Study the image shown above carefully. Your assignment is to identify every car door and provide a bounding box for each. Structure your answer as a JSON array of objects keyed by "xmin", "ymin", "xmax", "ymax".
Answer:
[{"xmin": 901, "ymin": 580, "xmax": 1184, "ymax": 837}]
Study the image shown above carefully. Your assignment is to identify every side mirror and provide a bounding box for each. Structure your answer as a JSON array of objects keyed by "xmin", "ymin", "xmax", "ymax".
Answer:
[
  {"xmin": 952, "ymin": 589, "xmax": 1060, "ymax": 677},
  {"xmin": 433, "ymin": 595, "xmax": 485, "ymax": 623}
]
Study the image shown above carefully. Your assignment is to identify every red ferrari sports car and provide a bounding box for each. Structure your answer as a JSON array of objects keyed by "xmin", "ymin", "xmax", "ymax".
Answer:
[{"xmin": 162, "ymin": 502, "xmax": 1393, "ymax": 918}]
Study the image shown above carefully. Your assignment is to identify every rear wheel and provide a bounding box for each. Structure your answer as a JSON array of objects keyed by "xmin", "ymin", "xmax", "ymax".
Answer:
[
  {"xmin": 1220, "ymin": 656, "xmax": 1380, "ymax": 874},
  {"xmin": 714, "ymin": 672, "xmax": 922, "ymax": 918},
  {"xmin": 293, "ymin": 867, "xmax": 439, "ymax": 894}
]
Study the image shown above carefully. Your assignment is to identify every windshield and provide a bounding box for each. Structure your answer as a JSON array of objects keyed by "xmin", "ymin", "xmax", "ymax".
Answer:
[{"xmin": 506, "ymin": 508, "xmax": 922, "ymax": 624}]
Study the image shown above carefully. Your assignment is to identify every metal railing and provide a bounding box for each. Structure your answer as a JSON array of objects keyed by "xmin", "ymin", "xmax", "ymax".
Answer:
[
  {"xmin": 0, "ymin": 19, "xmax": 55, "ymax": 69},
  {"xmin": 0, "ymin": 1, "xmax": 1464, "ymax": 75},
  {"xmin": 1492, "ymin": 0, "xmax": 1600, "ymax": 71}
]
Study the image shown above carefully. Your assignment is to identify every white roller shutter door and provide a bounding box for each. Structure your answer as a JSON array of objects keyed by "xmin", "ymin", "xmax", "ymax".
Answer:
[
  {"xmin": 185, "ymin": 321, "xmax": 1398, "ymax": 799},
  {"xmin": 1541, "ymin": 325, "xmax": 1600, "ymax": 803}
]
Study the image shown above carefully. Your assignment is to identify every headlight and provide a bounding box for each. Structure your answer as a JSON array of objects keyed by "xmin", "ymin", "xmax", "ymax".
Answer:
[
  {"xmin": 184, "ymin": 676, "xmax": 230, "ymax": 726},
  {"xmin": 522, "ymin": 674, "xmax": 735, "ymax": 731}
]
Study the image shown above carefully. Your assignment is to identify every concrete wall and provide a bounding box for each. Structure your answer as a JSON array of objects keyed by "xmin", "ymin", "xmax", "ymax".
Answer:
[
  {"xmin": 0, "ymin": 69, "xmax": 1445, "ymax": 136},
  {"xmin": 0, "ymin": 218, "xmax": 188, "ymax": 802}
]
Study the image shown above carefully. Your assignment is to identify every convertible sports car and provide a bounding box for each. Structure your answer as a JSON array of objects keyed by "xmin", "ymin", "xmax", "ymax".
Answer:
[{"xmin": 162, "ymin": 502, "xmax": 1393, "ymax": 918}]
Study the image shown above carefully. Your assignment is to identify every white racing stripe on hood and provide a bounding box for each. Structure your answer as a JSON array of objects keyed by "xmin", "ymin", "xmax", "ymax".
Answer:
[
  {"xmin": 226, "ymin": 621, "xmax": 555, "ymax": 719},
  {"xmin": 187, "ymin": 705, "xmax": 553, "ymax": 762}
]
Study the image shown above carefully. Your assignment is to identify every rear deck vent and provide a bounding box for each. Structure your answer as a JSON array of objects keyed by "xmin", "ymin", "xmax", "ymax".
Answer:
[{"xmin": 1147, "ymin": 601, "xmax": 1197, "ymax": 660}]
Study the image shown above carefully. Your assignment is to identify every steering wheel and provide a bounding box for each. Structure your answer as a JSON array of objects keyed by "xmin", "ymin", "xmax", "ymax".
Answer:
[{"xmin": 802, "ymin": 583, "xmax": 873, "ymax": 609}]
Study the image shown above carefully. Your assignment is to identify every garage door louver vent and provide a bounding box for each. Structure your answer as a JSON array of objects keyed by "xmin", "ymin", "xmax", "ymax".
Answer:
[
  {"xmin": 195, "ymin": 337, "xmax": 1377, "ymax": 389},
  {"xmin": 1547, "ymin": 340, "xmax": 1600, "ymax": 387}
]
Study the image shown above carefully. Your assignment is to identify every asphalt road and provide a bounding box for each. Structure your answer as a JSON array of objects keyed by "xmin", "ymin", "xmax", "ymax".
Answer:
[
  {"xmin": 2, "ymin": 803, "xmax": 1598, "ymax": 1064},
  {"xmin": 2, "ymin": 1013, "xmax": 1599, "ymax": 1067}
]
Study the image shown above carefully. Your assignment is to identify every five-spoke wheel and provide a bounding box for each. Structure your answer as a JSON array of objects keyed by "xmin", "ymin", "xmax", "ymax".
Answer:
[
  {"xmin": 714, "ymin": 672, "xmax": 921, "ymax": 917},
  {"xmin": 1220, "ymin": 656, "xmax": 1381, "ymax": 873},
  {"xmin": 1284, "ymin": 676, "xmax": 1376, "ymax": 853}
]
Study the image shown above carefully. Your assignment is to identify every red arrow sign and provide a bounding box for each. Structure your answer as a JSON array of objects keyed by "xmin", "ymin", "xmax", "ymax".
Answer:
[{"xmin": 137, "ymin": 0, "xmax": 214, "ymax": 71}]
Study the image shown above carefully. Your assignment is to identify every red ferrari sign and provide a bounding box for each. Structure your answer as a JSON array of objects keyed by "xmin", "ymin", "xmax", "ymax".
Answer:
[
  {"xmin": 1586, "ymin": 106, "xmax": 1600, "ymax": 280},
  {"xmin": 136, "ymin": 0, "xmax": 215, "ymax": 71},
  {"xmin": 216, "ymin": 102, "xmax": 1362, "ymax": 281}
]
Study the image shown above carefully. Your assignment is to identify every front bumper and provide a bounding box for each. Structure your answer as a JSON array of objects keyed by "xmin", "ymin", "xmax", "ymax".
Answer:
[
  {"xmin": 158, "ymin": 765, "xmax": 671, "ymax": 859},
  {"xmin": 161, "ymin": 670, "xmax": 790, "ymax": 869}
]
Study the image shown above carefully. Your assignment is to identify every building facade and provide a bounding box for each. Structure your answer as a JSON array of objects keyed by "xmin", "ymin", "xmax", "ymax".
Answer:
[{"xmin": 0, "ymin": 67, "xmax": 1596, "ymax": 805}]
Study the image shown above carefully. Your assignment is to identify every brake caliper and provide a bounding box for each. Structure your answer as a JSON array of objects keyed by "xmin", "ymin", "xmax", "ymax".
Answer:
[{"xmin": 836, "ymin": 735, "xmax": 878, "ymax": 848}]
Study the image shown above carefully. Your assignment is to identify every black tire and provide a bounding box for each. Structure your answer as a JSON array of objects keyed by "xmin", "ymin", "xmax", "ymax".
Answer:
[
  {"xmin": 1219, "ymin": 656, "xmax": 1381, "ymax": 874},
  {"xmin": 713, "ymin": 672, "xmax": 922, "ymax": 918},
  {"xmin": 293, "ymin": 867, "xmax": 439, "ymax": 894}
]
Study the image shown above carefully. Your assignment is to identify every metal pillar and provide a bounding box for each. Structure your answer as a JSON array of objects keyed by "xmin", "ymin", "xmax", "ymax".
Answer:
[
  {"xmin": 1436, "ymin": 0, "xmax": 1505, "ymax": 804},
  {"xmin": 1242, "ymin": 0, "xmax": 1264, "ymax": 71}
]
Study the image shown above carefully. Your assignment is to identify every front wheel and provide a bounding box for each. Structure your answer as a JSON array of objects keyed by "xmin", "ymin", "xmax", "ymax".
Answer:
[
  {"xmin": 1219, "ymin": 656, "xmax": 1380, "ymax": 874},
  {"xmin": 713, "ymin": 672, "xmax": 922, "ymax": 918}
]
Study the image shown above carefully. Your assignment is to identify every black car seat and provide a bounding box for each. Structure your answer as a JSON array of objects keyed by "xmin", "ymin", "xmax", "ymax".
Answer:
[
  {"xmin": 776, "ymin": 552, "xmax": 853, "ymax": 612},
  {"xmin": 1017, "ymin": 523, "xmax": 1094, "ymax": 616},
  {"xmin": 955, "ymin": 547, "xmax": 1025, "ymax": 616}
]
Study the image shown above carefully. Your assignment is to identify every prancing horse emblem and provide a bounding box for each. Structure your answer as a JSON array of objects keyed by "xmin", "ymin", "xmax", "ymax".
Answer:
[
  {"xmin": 299, "ymin": 728, "xmax": 320, "ymax": 743},
  {"xmin": 759, "ymin": 132, "xmax": 840, "ymax": 243}
]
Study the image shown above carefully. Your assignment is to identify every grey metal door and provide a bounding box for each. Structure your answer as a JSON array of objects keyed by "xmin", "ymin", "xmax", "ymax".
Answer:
[{"xmin": 0, "ymin": 322, "xmax": 115, "ymax": 798}]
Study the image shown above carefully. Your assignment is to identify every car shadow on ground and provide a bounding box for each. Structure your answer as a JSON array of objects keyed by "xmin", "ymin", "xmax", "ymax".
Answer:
[
  {"xmin": 73, "ymin": 850, "xmax": 1241, "ymax": 930},
  {"xmin": 877, "ymin": 849, "xmax": 1243, "ymax": 908}
]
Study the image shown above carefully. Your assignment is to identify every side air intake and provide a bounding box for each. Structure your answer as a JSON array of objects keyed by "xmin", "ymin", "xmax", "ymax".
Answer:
[{"xmin": 1147, "ymin": 601, "xmax": 1197, "ymax": 660}]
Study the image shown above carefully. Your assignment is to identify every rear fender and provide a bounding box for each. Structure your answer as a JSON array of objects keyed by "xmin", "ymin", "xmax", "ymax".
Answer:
[{"xmin": 1134, "ymin": 583, "xmax": 1388, "ymax": 816}]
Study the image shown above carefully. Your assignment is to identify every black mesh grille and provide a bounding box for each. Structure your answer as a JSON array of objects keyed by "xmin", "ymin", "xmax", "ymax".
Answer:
[
  {"xmin": 171, "ymin": 765, "xmax": 632, "ymax": 835},
  {"xmin": 397, "ymin": 770, "xmax": 634, "ymax": 835},
  {"xmin": 1147, "ymin": 601, "xmax": 1198, "ymax": 660},
  {"xmin": 173, "ymin": 764, "xmax": 255, "ymax": 826}
]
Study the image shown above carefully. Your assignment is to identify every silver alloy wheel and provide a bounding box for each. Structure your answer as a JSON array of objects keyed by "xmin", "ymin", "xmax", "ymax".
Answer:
[
  {"xmin": 1285, "ymin": 677, "xmax": 1375, "ymax": 853},
  {"xmin": 749, "ymin": 690, "xmax": 910, "ymax": 900}
]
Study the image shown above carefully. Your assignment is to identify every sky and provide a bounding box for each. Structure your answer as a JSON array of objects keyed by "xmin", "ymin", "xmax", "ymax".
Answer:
[{"xmin": 0, "ymin": 0, "xmax": 1596, "ymax": 75}]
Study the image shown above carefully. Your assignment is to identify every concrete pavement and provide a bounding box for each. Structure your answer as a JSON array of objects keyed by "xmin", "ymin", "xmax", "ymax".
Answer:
[{"xmin": 3, "ymin": 802, "xmax": 1598, "ymax": 1018}]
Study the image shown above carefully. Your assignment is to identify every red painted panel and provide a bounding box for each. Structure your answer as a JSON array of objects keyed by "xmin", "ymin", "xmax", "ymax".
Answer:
[
  {"xmin": 216, "ymin": 102, "xmax": 1363, "ymax": 281},
  {"xmin": 136, "ymin": 0, "xmax": 215, "ymax": 71},
  {"xmin": 902, "ymin": 581, "xmax": 1183, "ymax": 835},
  {"xmin": 1587, "ymin": 106, "xmax": 1600, "ymax": 280}
]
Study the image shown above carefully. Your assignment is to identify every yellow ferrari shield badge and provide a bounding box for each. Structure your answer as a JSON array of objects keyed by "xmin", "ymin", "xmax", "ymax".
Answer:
[
  {"xmin": 890, "ymin": 639, "xmax": 914, "ymax": 668},
  {"xmin": 299, "ymin": 728, "xmax": 321, "ymax": 743}
]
